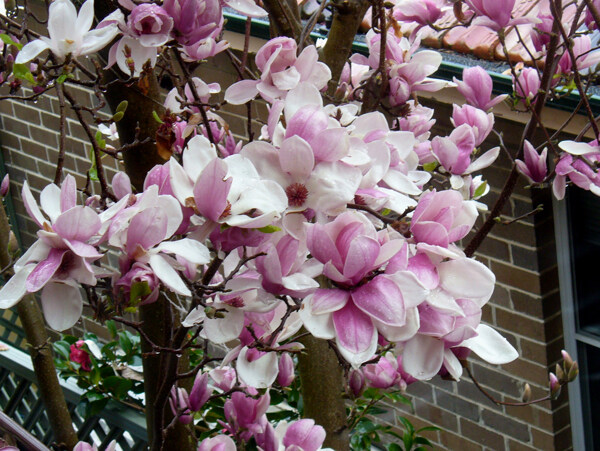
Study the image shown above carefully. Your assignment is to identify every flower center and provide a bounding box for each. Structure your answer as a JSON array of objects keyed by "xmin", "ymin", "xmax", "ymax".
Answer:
[{"xmin": 285, "ymin": 183, "xmax": 308, "ymax": 207}]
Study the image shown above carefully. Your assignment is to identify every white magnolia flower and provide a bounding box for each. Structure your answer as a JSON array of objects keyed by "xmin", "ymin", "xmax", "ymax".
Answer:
[{"xmin": 15, "ymin": 0, "xmax": 120, "ymax": 64}]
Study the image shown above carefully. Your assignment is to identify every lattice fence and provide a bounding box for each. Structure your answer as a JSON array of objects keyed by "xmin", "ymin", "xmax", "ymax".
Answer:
[{"xmin": 0, "ymin": 313, "xmax": 148, "ymax": 450}]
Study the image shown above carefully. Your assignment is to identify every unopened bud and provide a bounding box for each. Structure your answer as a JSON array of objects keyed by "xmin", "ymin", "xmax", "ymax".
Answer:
[
  {"xmin": 555, "ymin": 363, "xmax": 565, "ymax": 381},
  {"xmin": 189, "ymin": 372, "xmax": 212, "ymax": 411},
  {"xmin": 7, "ymin": 231, "xmax": 17, "ymax": 256},
  {"xmin": 522, "ymin": 383, "xmax": 532, "ymax": 403},
  {"xmin": 549, "ymin": 372, "xmax": 561, "ymax": 399},
  {"xmin": 0, "ymin": 174, "xmax": 9, "ymax": 197},
  {"xmin": 567, "ymin": 361, "xmax": 579, "ymax": 382},
  {"xmin": 204, "ymin": 306, "xmax": 217, "ymax": 319},
  {"xmin": 277, "ymin": 353, "xmax": 295, "ymax": 388},
  {"xmin": 349, "ymin": 369, "xmax": 365, "ymax": 398},
  {"xmin": 561, "ymin": 350, "xmax": 574, "ymax": 371}
]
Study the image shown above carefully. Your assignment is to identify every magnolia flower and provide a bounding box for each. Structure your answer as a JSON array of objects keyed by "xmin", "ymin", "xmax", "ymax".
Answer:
[
  {"xmin": 513, "ymin": 68, "xmax": 541, "ymax": 102},
  {"xmin": 465, "ymin": 0, "xmax": 537, "ymax": 30},
  {"xmin": 515, "ymin": 140, "xmax": 547, "ymax": 184},
  {"xmin": 16, "ymin": 0, "xmax": 120, "ymax": 64},
  {"xmin": 454, "ymin": 66, "xmax": 507, "ymax": 111}
]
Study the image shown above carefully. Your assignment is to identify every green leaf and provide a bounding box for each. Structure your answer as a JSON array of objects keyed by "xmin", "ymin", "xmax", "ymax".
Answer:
[
  {"xmin": 152, "ymin": 110, "xmax": 164, "ymax": 124},
  {"xmin": 388, "ymin": 443, "xmax": 403, "ymax": 451},
  {"xmin": 106, "ymin": 320, "xmax": 117, "ymax": 339},
  {"xmin": 116, "ymin": 100, "xmax": 128, "ymax": 113},
  {"xmin": 53, "ymin": 341, "xmax": 71, "ymax": 360},
  {"xmin": 257, "ymin": 225, "xmax": 281, "ymax": 233},
  {"xmin": 84, "ymin": 398, "xmax": 109, "ymax": 418},
  {"xmin": 119, "ymin": 332, "xmax": 133, "ymax": 355},
  {"xmin": 112, "ymin": 111, "xmax": 124, "ymax": 122},
  {"xmin": 381, "ymin": 208, "xmax": 391, "ymax": 216},
  {"xmin": 0, "ymin": 34, "xmax": 22, "ymax": 50},
  {"xmin": 129, "ymin": 280, "xmax": 151, "ymax": 306},
  {"xmin": 414, "ymin": 437, "xmax": 434, "ymax": 447},
  {"xmin": 12, "ymin": 63, "xmax": 36, "ymax": 84},
  {"xmin": 88, "ymin": 149, "xmax": 98, "ymax": 182},
  {"xmin": 473, "ymin": 180, "xmax": 488, "ymax": 198},
  {"xmin": 423, "ymin": 162, "xmax": 438, "ymax": 172},
  {"xmin": 56, "ymin": 73, "xmax": 74, "ymax": 84},
  {"xmin": 103, "ymin": 376, "xmax": 133, "ymax": 398}
]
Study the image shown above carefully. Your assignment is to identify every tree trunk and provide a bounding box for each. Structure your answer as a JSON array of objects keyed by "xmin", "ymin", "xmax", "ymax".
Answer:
[
  {"xmin": 298, "ymin": 335, "xmax": 349, "ymax": 450},
  {"xmin": 0, "ymin": 202, "xmax": 78, "ymax": 450}
]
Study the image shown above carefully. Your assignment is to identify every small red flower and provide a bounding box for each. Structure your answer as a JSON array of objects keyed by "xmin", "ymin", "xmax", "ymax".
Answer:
[{"xmin": 69, "ymin": 340, "xmax": 92, "ymax": 371}]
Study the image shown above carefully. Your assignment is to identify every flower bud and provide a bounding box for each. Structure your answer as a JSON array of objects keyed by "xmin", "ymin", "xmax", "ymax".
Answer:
[
  {"xmin": 549, "ymin": 372, "xmax": 561, "ymax": 399},
  {"xmin": 522, "ymin": 383, "xmax": 531, "ymax": 403},
  {"xmin": 189, "ymin": 372, "xmax": 212, "ymax": 411},
  {"xmin": 561, "ymin": 350, "xmax": 574, "ymax": 371},
  {"xmin": 555, "ymin": 363, "xmax": 565, "ymax": 381},
  {"xmin": 0, "ymin": 174, "xmax": 9, "ymax": 197},
  {"xmin": 348, "ymin": 368, "xmax": 365, "ymax": 398},
  {"xmin": 7, "ymin": 231, "xmax": 18, "ymax": 257},
  {"xmin": 277, "ymin": 353, "xmax": 295, "ymax": 387},
  {"xmin": 568, "ymin": 361, "xmax": 579, "ymax": 382}
]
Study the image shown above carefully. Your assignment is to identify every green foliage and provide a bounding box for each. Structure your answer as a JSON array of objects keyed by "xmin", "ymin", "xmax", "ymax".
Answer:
[
  {"xmin": 53, "ymin": 329, "xmax": 144, "ymax": 417},
  {"xmin": 348, "ymin": 388, "xmax": 438, "ymax": 451}
]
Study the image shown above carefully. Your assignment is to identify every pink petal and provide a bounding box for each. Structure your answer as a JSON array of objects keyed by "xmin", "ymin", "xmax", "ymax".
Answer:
[
  {"xmin": 26, "ymin": 248, "xmax": 67, "ymax": 293},
  {"xmin": 333, "ymin": 302, "xmax": 376, "ymax": 355},
  {"xmin": 53, "ymin": 206, "xmax": 101, "ymax": 243},
  {"xmin": 236, "ymin": 347, "xmax": 278, "ymax": 388},
  {"xmin": 22, "ymin": 181, "xmax": 46, "ymax": 228},
  {"xmin": 224, "ymin": 79, "xmax": 260, "ymax": 105},
  {"xmin": 311, "ymin": 288, "xmax": 349, "ymax": 314},
  {"xmin": 60, "ymin": 174, "xmax": 77, "ymax": 212},
  {"xmin": 194, "ymin": 158, "xmax": 231, "ymax": 222},
  {"xmin": 279, "ymin": 135, "xmax": 314, "ymax": 181},
  {"xmin": 351, "ymin": 275, "xmax": 405, "ymax": 326},
  {"xmin": 343, "ymin": 235, "xmax": 380, "ymax": 282},
  {"xmin": 127, "ymin": 207, "xmax": 168, "ymax": 253}
]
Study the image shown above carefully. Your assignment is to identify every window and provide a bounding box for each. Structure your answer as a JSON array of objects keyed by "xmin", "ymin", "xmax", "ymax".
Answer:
[{"xmin": 556, "ymin": 188, "xmax": 600, "ymax": 450}]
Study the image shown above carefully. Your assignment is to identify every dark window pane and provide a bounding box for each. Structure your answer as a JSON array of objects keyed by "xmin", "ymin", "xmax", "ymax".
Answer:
[
  {"xmin": 567, "ymin": 188, "xmax": 600, "ymax": 336},
  {"xmin": 577, "ymin": 341, "xmax": 600, "ymax": 449}
]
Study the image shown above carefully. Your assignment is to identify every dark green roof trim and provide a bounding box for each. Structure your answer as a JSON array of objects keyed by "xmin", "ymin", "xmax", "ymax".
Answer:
[{"xmin": 223, "ymin": 12, "xmax": 600, "ymax": 115}]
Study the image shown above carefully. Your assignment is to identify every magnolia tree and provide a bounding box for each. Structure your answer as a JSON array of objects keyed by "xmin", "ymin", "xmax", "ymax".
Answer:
[{"xmin": 0, "ymin": 0, "xmax": 591, "ymax": 449}]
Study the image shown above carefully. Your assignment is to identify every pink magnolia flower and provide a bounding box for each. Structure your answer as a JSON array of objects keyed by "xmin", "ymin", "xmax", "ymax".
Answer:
[
  {"xmin": 515, "ymin": 140, "xmax": 547, "ymax": 183},
  {"xmin": 557, "ymin": 36, "xmax": 600, "ymax": 75},
  {"xmin": 163, "ymin": 0, "xmax": 222, "ymax": 46},
  {"xmin": 552, "ymin": 151, "xmax": 600, "ymax": 200},
  {"xmin": 453, "ymin": 66, "xmax": 507, "ymax": 111},
  {"xmin": 513, "ymin": 68, "xmax": 541, "ymax": 102},
  {"xmin": 410, "ymin": 189, "xmax": 478, "ymax": 248},
  {"xmin": 277, "ymin": 352, "xmax": 295, "ymax": 387},
  {"xmin": 127, "ymin": 4, "xmax": 173, "ymax": 47},
  {"xmin": 431, "ymin": 125, "xmax": 500, "ymax": 178},
  {"xmin": 223, "ymin": 391, "xmax": 270, "ymax": 441},
  {"xmin": 70, "ymin": 340, "xmax": 92, "ymax": 371},
  {"xmin": 586, "ymin": 0, "xmax": 600, "ymax": 30},
  {"xmin": 225, "ymin": 38, "xmax": 331, "ymax": 104},
  {"xmin": 300, "ymin": 212, "xmax": 427, "ymax": 366},
  {"xmin": 209, "ymin": 366, "xmax": 237, "ymax": 391},
  {"xmin": 281, "ymin": 419, "xmax": 327, "ymax": 451},
  {"xmin": 451, "ymin": 104, "xmax": 494, "ymax": 147},
  {"xmin": 197, "ymin": 435, "xmax": 236, "ymax": 451},
  {"xmin": 465, "ymin": 0, "xmax": 537, "ymax": 30},
  {"xmin": 531, "ymin": 13, "xmax": 553, "ymax": 52},
  {"xmin": 169, "ymin": 387, "xmax": 193, "ymax": 424},
  {"xmin": 393, "ymin": 0, "xmax": 444, "ymax": 26},
  {"xmin": 363, "ymin": 352, "xmax": 403, "ymax": 389},
  {"xmin": 0, "ymin": 176, "xmax": 106, "ymax": 330},
  {"xmin": 189, "ymin": 372, "xmax": 213, "ymax": 411}
]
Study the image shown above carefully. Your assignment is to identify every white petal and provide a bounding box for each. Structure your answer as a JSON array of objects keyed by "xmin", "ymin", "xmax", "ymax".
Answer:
[
  {"xmin": 236, "ymin": 347, "xmax": 278, "ymax": 388},
  {"xmin": 466, "ymin": 147, "xmax": 500, "ymax": 174},
  {"xmin": 224, "ymin": 80, "xmax": 259, "ymax": 105},
  {"xmin": 438, "ymin": 258, "xmax": 495, "ymax": 306},
  {"xmin": 0, "ymin": 265, "xmax": 35, "ymax": 308},
  {"xmin": 403, "ymin": 334, "xmax": 444, "ymax": 380},
  {"xmin": 461, "ymin": 324, "xmax": 518, "ymax": 364},
  {"xmin": 203, "ymin": 306, "xmax": 244, "ymax": 344},
  {"xmin": 156, "ymin": 238, "xmax": 211, "ymax": 265},
  {"xmin": 41, "ymin": 281, "xmax": 83, "ymax": 331},
  {"xmin": 223, "ymin": 0, "xmax": 267, "ymax": 17},
  {"xmin": 182, "ymin": 306, "xmax": 205, "ymax": 327},
  {"xmin": 443, "ymin": 349, "xmax": 463, "ymax": 381},
  {"xmin": 558, "ymin": 140, "xmax": 600, "ymax": 156},
  {"xmin": 148, "ymin": 253, "xmax": 191, "ymax": 296},
  {"xmin": 299, "ymin": 296, "xmax": 335, "ymax": 339},
  {"xmin": 40, "ymin": 184, "xmax": 62, "ymax": 223},
  {"xmin": 15, "ymin": 39, "xmax": 51, "ymax": 64}
]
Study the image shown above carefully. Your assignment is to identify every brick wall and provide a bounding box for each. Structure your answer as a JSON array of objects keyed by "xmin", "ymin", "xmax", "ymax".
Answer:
[{"xmin": 0, "ymin": 50, "xmax": 572, "ymax": 450}]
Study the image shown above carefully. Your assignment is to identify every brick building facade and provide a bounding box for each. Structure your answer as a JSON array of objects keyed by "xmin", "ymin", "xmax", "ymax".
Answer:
[{"xmin": 0, "ymin": 33, "xmax": 588, "ymax": 450}]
